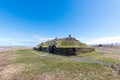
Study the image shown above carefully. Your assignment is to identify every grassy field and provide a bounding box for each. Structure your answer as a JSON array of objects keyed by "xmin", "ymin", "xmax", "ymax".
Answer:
[{"xmin": 0, "ymin": 49, "xmax": 118, "ymax": 80}]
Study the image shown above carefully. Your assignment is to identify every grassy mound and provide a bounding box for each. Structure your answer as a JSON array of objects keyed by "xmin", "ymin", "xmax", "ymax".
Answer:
[{"xmin": 38, "ymin": 37, "xmax": 88, "ymax": 47}]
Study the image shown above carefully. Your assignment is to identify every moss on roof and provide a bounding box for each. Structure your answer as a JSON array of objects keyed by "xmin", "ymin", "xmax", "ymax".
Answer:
[{"xmin": 38, "ymin": 37, "xmax": 89, "ymax": 48}]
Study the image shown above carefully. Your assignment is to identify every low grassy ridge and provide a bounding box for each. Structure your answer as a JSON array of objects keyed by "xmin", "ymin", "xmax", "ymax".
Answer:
[
  {"xmin": 80, "ymin": 52, "xmax": 120, "ymax": 64},
  {"xmin": 9, "ymin": 49, "xmax": 120, "ymax": 80}
]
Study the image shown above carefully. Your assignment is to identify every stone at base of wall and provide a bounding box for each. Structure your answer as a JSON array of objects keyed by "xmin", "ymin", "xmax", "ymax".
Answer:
[{"xmin": 33, "ymin": 47, "xmax": 95, "ymax": 56}]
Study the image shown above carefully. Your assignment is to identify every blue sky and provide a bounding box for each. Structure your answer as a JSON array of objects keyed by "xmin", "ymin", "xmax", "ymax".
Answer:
[{"xmin": 0, "ymin": 0, "xmax": 120, "ymax": 46}]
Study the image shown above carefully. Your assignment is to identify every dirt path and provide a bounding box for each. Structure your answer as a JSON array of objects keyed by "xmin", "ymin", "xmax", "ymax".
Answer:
[
  {"xmin": 31, "ymin": 50, "xmax": 120, "ymax": 75},
  {"xmin": 31, "ymin": 51, "xmax": 109, "ymax": 66}
]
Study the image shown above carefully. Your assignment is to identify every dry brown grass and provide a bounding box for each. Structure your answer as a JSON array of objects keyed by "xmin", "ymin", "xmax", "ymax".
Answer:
[{"xmin": 0, "ymin": 64, "xmax": 25, "ymax": 80}]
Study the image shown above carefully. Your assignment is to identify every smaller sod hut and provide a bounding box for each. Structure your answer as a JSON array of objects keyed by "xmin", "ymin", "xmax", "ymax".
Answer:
[{"xmin": 34, "ymin": 35, "xmax": 95, "ymax": 55}]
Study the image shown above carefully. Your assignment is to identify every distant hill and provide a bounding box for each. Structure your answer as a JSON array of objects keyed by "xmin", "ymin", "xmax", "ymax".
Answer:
[{"xmin": 37, "ymin": 36, "xmax": 88, "ymax": 48}]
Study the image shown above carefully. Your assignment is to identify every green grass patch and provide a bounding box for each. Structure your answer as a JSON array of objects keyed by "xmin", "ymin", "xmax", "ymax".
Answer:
[{"xmin": 80, "ymin": 52, "xmax": 100, "ymax": 57}]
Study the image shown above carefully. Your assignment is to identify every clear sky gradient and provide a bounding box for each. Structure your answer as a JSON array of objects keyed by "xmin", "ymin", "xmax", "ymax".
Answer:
[{"xmin": 0, "ymin": 0, "xmax": 120, "ymax": 46}]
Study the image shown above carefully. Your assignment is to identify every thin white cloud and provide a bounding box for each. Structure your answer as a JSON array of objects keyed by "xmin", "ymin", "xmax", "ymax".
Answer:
[
  {"xmin": 0, "ymin": 35, "xmax": 53, "ymax": 47},
  {"xmin": 85, "ymin": 36, "xmax": 120, "ymax": 44},
  {"xmin": 16, "ymin": 40, "xmax": 37, "ymax": 47},
  {"xmin": 0, "ymin": 37, "xmax": 36, "ymax": 47}
]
